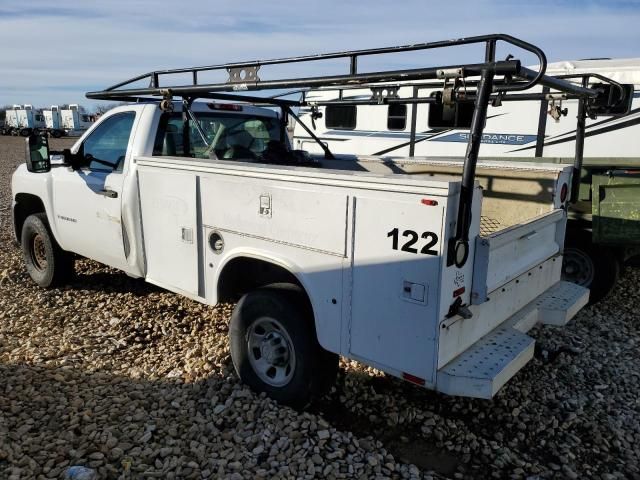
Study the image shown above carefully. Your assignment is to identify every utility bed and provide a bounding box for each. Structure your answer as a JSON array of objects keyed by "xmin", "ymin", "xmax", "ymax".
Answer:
[{"xmin": 133, "ymin": 154, "xmax": 587, "ymax": 397}]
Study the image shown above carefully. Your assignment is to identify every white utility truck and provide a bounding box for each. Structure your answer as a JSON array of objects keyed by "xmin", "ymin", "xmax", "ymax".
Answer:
[{"xmin": 12, "ymin": 35, "xmax": 630, "ymax": 407}]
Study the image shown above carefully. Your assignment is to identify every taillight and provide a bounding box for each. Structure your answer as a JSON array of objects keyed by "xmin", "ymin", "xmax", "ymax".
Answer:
[
  {"xmin": 402, "ymin": 372, "xmax": 426, "ymax": 386},
  {"xmin": 560, "ymin": 183, "xmax": 568, "ymax": 203}
]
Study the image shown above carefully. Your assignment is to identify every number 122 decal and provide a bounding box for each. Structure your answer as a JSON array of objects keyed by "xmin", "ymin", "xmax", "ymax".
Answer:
[{"xmin": 387, "ymin": 228, "xmax": 439, "ymax": 255}]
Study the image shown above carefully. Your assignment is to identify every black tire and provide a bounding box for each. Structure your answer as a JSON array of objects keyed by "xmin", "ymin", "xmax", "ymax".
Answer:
[
  {"xmin": 20, "ymin": 128, "xmax": 30, "ymax": 137},
  {"xmin": 51, "ymin": 129, "xmax": 62, "ymax": 139},
  {"xmin": 230, "ymin": 284, "xmax": 338, "ymax": 408},
  {"xmin": 562, "ymin": 229, "xmax": 619, "ymax": 303},
  {"xmin": 21, "ymin": 213, "xmax": 74, "ymax": 288}
]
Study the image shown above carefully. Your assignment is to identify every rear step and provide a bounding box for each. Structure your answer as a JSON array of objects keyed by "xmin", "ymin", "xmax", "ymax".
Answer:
[{"xmin": 436, "ymin": 281, "xmax": 588, "ymax": 399}]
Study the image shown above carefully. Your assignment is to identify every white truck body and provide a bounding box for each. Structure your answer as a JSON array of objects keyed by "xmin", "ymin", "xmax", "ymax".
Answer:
[
  {"xmin": 5, "ymin": 105, "xmax": 45, "ymax": 133},
  {"xmin": 60, "ymin": 104, "xmax": 94, "ymax": 136},
  {"xmin": 293, "ymin": 58, "xmax": 640, "ymax": 159},
  {"xmin": 12, "ymin": 102, "xmax": 588, "ymax": 399},
  {"xmin": 43, "ymin": 106, "xmax": 62, "ymax": 130},
  {"xmin": 4, "ymin": 106, "xmax": 20, "ymax": 129}
]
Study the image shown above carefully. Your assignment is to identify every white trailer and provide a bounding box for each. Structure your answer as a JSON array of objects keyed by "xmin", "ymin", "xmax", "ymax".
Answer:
[
  {"xmin": 60, "ymin": 104, "xmax": 95, "ymax": 136},
  {"xmin": 2, "ymin": 106, "xmax": 21, "ymax": 135},
  {"xmin": 43, "ymin": 106, "xmax": 65, "ymax": 138},
  {"xmin": 12, "ymin": 35, "xmax": 629, "ymax": 407}
]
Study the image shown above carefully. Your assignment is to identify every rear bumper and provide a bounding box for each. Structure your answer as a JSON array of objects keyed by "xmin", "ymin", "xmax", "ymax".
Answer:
[{"xmin": 435, "ymin": 280, "xmax": 589, "ymax": 399}]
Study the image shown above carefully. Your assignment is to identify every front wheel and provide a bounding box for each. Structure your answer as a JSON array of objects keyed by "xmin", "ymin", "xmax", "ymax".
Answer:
[
  {"xmin": 562, "ymin": 230, "xmax": 619, "ymax": 303},
  {"xmin": 229, "ymin": 285, "xmax": 338, "ymax": 408},
  {"xmin": 21, "ymin": 213, "xmax": 74, "ymax": 288}
]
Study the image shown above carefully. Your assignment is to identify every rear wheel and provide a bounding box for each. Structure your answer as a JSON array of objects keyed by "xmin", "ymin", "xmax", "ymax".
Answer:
[
  {"xmin": 562, "ymin": 229, "xmax": 619, "ymax": 303},
  {"xmin": 21, "ymin": 213, "xmax": 74, "ymax": 288},
  {"xmin": 229, "ymin": 285, "xmax": 338, "ymax": 408},
  {"xmin": 51, "ymin": 129, "xmax": 62, "ymax": 138},
  {"xmin": 20, "ymin": 128, "xmax": 31, "ymax": 137}
]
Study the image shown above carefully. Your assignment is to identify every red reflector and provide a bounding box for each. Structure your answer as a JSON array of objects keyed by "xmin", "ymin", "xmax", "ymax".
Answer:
[
  {"xmin": 560, "ymin": 183, "xmax": 568, "ymax": 203},
  {"xmin": 421, "ymin": 199, "xmax": 438, "ymax": 206},
  {"xmin": 402, "ymin": 372, "xmax": 426, "ymax": 386},
  {"xmin": 453, "ymin": 286, "xmax": 465, "ymax": 298}
]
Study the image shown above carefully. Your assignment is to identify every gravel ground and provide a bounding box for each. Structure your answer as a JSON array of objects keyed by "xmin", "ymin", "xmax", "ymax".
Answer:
[{"xmin": 0, "ymin": 135, "xmax": 639, "ymax": 479}]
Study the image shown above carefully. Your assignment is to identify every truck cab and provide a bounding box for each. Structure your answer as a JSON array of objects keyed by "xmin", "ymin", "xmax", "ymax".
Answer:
[{"xmin": 13, "ymin": 101, "xmax": 283, "ymax": 277}]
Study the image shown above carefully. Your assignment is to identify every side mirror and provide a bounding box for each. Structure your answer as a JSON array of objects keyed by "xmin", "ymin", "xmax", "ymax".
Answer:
[{"xmin": 25, "ymin": 132, "xmax": 51, "ymax": 173}]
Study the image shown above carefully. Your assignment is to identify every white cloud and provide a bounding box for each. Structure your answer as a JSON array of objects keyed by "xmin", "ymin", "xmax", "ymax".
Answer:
[{"xmin": 0, "ymin": 0, "xmax": 638, "ymax": 110}]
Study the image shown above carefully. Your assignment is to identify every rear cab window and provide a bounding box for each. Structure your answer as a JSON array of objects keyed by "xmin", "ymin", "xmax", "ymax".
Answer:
[{"xmin": 153, "ymin": 108, "xmax": 281, "ymax": 162}]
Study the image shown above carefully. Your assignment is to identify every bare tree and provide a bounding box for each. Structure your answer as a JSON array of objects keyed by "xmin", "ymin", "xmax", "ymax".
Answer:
[{"xmin": 94, "ymin": 103, "xmax": 125, "ymax": 116}]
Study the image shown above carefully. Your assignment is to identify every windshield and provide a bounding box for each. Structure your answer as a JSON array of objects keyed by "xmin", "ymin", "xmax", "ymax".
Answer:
[{"xmin": 153, "ymin": 111, "xmax": 281, "ymax": 160}]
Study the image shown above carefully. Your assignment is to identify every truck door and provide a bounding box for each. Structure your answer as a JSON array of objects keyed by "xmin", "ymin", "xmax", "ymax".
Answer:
[
  {"xmin": 349, "ymin": 193, "xmax": 444, "ymax": 386},
  {"xmin": 52, "ymin": 111, "xmax": 137, "ymax": 272}
]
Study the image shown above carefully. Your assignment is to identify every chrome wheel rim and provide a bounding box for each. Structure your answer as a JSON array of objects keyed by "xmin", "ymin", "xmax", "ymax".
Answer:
[
  {"xmin": 31, "ymin": 233, "xmax": 48, "ymax": 272},
  {"xmin": 562, "ymin": 248, "xmax": 594, "ymax": 287},
  {"xmin": 247, "ymin": 316, "xmax": 295, "ymax": 387}
]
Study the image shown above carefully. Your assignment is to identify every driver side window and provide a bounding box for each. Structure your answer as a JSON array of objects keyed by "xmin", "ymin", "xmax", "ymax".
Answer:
[{"xmin": 82, "ymin": 112, "xmax": 135, "ymax": 171}]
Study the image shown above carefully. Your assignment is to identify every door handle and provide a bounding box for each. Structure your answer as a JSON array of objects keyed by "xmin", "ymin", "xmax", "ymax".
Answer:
[
  {"xmin": 519, "ymin": 230, "xmax": 538, "ymax": 241},
  {"xmin": 98, "ymin": 189, "xmax": 118, "ymax": 198}
]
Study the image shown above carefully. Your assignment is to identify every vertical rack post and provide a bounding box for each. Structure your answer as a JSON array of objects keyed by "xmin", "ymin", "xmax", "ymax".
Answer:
[
  {"xmin": 485, "ymin": 39, "xmax": 496, "ymax": 62},
  {"xmin": 182, "ymin": 98, "xmax": 192, "ymax": 156},
  {"xmin": 535, "ymin": 86, "xmax": 550, "ymax": 157},
  {"xmin": 409, "ymin": 86, "xmax": 418, "ymax": 157},
  {"xmin": 571, "ymin": 76, "xmax": 589, "ymax": 203},
  {"xmin": 448, "ymin": 67, "xmax": 495, "ymax": 267}
]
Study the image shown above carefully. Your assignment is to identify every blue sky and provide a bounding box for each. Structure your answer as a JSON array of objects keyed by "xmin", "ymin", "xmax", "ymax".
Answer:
[{"xmin": 1, "ymin": 0, "xmax": 639, "ymax": 111}]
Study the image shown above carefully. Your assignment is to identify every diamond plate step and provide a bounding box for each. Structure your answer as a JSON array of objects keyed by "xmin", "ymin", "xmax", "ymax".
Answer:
[
  {"xmin": 535, "ymin": 280, "xmax": 589, "ymax": 326},
  {"xmin": 436, "ymin": 280, "xmax": 589, "ymax": 399},
  {"xmin": 436, "ymin": 325, "xmax": 534, "ymax": 399}
]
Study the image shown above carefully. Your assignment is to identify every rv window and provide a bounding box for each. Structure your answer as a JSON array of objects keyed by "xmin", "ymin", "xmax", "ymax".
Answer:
[
  {"xmin": 325, "ymin": 105, "xmax": 356, "ymax": 130},
  {"xmin": 428, "ymin": 94, "xmax": 474, "ymax": 129},
  {"xmin": 387, "ymin": 104, "xmax": 407, "ymax": 131}
]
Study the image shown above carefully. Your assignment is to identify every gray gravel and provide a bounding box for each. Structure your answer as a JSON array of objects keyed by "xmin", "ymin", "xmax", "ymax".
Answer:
[{"xmin": 1, "ymin": 135, "xmax": 639, "ymax": 479}]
